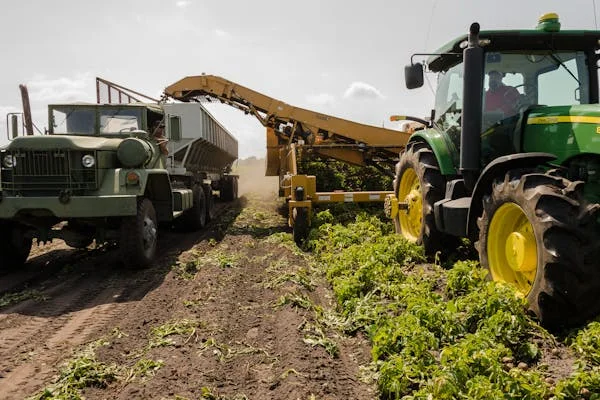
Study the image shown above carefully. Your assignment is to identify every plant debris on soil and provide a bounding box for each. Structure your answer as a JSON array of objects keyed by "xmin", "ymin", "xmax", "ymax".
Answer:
[{"xmin": 2, "ymin": 162, "xmax": 600, "ymax": 399}]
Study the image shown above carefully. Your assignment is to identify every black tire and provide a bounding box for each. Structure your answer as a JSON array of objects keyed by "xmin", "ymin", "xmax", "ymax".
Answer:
[
  {"xmin": 120, "ymin": 198, "xmax": 158, "ymax": 268},
  {"xmin": 393, "ymin": 141, "xmax": 453, "ymax": 256},
  {"xmin": 293, "ymin": 207, "xmax": 309, "ymax": 246},
  {"xmin": 233, "ymin": 178, "xmax": 239, "ymax": 200},
  {"xmin": 64, "ymin": 237, "xmax": 94, "ymax": 249},
  {"xmin": 203, "ymin": 183, "xmax": 215, "ymax": 221},
  {"xmin": 0, "ymin": 222, "xmax": 32, "ymax": 270},
  {"xmin": 477, "ymin": 171, "xmax": 600, "ymax": 327},
  {"xmin": 176, "ymin": 185, "xmax": 206, "ymax": 231},
  {"xmin": 220, "ymin": 178, "xmax": 234, "ymax": 201}
]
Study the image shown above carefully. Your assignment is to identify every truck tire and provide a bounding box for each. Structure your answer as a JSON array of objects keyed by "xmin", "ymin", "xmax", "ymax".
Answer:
[
  {"xmin": 120, "ymin": 198, "xmax": 158, "ymax": 268},
  {"xmin": 220, "ymin": 177, "xmax": 235, "ymax": 202},
  {"xmin": 203, "ymin": 183, "xmax": 215, "ymax": 221},
  {"xmin": 293, "ymin": 207, "xmax": 309, "ymax": 245},
  {"xmin": 393, "ymin": 140, "xmax": 451, "ymax": 256},
  {"xmin": 477, "ymin": 171, "xmax": 600, "ymax": 327},
  {"xmin": 0, "ymin": 222, "xmax": 32, "ymax": 270},
  {"xmin": 176, "ymin": 185, "xmax": 206, "ymax": 231}
]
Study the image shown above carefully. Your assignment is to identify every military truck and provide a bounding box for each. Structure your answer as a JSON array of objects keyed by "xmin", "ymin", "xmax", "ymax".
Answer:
[
  {"xmin": 385, "ymin": 13, "xmax": 600, "ymax": 327},
  {"xmin": 0, "ymin": 101, "xmax": 238, "ymax": 269}
]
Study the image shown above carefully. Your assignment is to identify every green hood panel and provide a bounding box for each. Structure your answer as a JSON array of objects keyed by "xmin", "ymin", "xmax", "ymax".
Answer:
[
  {"xmin": 524, "ymin": 105, "xmax": 600, "ymax": 164},
  {"xmin": 5, "ymin": 135, "xmax": 123, "ymax": 151}
]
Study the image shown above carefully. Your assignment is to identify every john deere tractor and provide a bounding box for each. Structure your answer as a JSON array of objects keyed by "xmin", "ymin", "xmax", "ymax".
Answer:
[{"xmin": 387, "ymin": 13, "xmax": 600, "ymax": 327}]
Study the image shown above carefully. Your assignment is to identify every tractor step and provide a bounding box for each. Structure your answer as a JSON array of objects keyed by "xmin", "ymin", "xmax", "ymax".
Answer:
[{"xmin": 434, "ymin": 197, "xmax": 471, "ymax": 237}]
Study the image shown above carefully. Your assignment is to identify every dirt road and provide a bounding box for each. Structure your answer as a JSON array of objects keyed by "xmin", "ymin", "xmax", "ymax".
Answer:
[{"xmin": 0, "ymin": 180, "xmax": 375, "ymax": 399}]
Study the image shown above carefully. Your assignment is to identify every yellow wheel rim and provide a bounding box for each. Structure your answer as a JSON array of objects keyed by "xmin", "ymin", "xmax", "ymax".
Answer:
[
  {"xmin": 487, "ymin": 202, "xmax": 537, "ymax": 295},
  {"xmin": 398, "ymin": 168, "xmax": 423, "ymax": 242}
]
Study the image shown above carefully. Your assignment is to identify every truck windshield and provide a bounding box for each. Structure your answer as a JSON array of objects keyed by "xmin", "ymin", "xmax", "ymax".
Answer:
[
  {"xmin": 51, "ymin": 106, "xmax": 143, "ymax": 135},
  {"xmin": 482, "ymin": 51, "xmax": 589, "ymax": 129}
]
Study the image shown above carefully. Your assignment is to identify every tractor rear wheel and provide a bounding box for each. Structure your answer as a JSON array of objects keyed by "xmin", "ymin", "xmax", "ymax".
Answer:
[
  {"xmin": 477, "ymin": 171, "xmax": 600, "ymax": 327},
  {"xmin": 393, "ymin": 141, "xmax": 452, "ymax": 256}
]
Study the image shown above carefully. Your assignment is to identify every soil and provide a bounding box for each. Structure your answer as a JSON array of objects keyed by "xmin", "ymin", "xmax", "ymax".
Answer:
[{"xmin": 0, "ymin": 170, "xmax": 376, "ymax": 399}]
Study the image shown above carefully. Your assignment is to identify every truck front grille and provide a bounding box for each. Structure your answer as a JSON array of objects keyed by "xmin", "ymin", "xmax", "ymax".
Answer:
[{"xmin": 1, "ymin": 150, "xmax": 98, "ymax": 195}]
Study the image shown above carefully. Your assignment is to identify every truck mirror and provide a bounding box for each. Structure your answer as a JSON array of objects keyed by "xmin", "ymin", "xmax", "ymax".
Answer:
[
  {"xmin": 405, "ymin": 63, "xmax": 424, "ymax": 89},
  {"xmin": 10, "ymin": 114, "xmax": 19, "ymax": 139},
  {"xmin": 169, "ymin": 116, "xmax": 181, "ymax": 141}
]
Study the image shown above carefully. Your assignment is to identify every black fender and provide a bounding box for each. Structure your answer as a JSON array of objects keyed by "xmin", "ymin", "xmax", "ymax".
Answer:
[{"xmin": 466, "ymin": 152, "xmax": 556, "ymax": 238}]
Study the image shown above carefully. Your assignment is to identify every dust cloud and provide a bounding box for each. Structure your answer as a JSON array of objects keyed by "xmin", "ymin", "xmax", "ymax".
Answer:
[{"xmin": 232, "ymin": 157, "xmax": 278, "ymax": 198}]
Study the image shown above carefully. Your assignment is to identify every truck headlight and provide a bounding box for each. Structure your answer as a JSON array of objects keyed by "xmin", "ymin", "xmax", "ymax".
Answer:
[
  {"xmin": 3, "ymin": 155, "xmax": 16, "ymax": 168},
  {"xmin": 82, "ymin": 154, "xmax": 96, "ymax": 168}
]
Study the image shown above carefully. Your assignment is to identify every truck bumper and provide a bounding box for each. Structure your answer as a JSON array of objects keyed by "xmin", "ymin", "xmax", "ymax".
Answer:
[{"xmin": 0, "ymin": 194, "xmax": 138, "ymax": 218}]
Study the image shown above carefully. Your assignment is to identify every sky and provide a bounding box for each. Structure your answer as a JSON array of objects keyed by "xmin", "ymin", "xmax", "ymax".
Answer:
[{"xmin": 0, "ymin": 0, "xmax": 598, "ymax": 159}]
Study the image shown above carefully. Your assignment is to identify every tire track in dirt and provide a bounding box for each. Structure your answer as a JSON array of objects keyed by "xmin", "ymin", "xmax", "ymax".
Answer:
[{"xmin": 0, "ymin": 201, "xmax": 239, "ymax": 399}]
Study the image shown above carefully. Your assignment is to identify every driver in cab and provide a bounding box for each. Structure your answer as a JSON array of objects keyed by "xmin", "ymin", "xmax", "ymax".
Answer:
[{"xmin": 484, "ymin": 70, "xmax": 520, "ymax": 116}]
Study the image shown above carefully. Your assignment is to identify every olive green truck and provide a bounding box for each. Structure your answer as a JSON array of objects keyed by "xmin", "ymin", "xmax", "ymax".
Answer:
[{"xmin": 0, "ymin": 101, "xmax": 238, "ymax": 269}]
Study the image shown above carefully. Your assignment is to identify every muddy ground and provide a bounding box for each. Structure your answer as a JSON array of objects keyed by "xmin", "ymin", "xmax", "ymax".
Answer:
[{"xmin": 0, "ymin": 171, "xmax": 375, "ymax": 399}]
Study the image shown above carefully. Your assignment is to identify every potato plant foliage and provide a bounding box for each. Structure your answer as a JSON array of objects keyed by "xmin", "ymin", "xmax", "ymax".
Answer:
[{"xmin": 308, "ymin": 209, "xmax": 600, "ymax": 399}]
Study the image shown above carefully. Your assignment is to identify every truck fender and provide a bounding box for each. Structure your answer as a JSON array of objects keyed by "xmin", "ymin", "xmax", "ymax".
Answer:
[
  {"xmin": 466, "ymin": 152, "xmax": 556, "ymax": 238},
  {"xmin": 144, "ymin": 172, "xmax": 173, "ymax": 222}
]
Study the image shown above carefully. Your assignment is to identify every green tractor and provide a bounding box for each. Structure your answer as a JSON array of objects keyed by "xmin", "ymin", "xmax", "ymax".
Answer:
[{"xmin": 388, "ymin": 13, "xmax": 600, "ymax": 327}]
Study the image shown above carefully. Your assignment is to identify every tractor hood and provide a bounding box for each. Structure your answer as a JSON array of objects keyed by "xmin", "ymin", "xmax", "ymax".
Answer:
[
  {"xmin": 523, "ymin": 104, "xmax": 600, "ymax": 163},
  {"xmin": 4, "ymin": 135, "xmax": 123, "ymax": 151},
  {"xmin": 526, "ymin": 104, "xmax": 600, "ymax": 124}
]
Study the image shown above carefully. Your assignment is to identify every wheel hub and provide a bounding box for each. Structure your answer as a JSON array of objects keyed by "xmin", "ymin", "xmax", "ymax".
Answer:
[
  {"xmin": 505, "ymin": 231, "xmax": 536, "ymax": 272},
  {"xmin": 487, "ymin": 202, "xmax": 538, "ymax": 295}
]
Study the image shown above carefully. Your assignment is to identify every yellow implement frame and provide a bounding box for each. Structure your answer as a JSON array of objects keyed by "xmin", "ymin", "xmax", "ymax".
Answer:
[{"xmin": 164, "ymin": 75, "xmax": 411, "ymax": 239}]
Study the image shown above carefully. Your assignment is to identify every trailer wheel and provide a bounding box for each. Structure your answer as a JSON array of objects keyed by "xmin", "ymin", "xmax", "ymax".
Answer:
[
  {"xmin": 477, "ymin": 171, "xmax": 600, "ymax": 327},
  {"xmin": 120, "ymin": 198, "xmax": 158, "ymax": 268},
  {"xmin": 293, "ymin": 207, "xmax": 309, "ymax": 245},
  {"xmin": 176, "ymin": 185, "xmax": 207, "ymax": 231},
  {"xmin": 0, "ymin": 222, "xmax": 32, "ymax": 270},
  {"xmin": 204, "ymin": 183, "xmax": 215, "ymax": 221},
  {"xmin": 393, "ymin": 141, "xmax": 451, "ymax": 255}
]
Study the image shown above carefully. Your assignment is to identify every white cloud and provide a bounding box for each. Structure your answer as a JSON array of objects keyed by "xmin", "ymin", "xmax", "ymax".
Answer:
[
  {"xmin": 26, "ymin": 73, "xmax": 94, "ymax": 103},
  {"xmin": 306, "ymin": 93, "xmax": 336, "ymax": 107},
  {"xmin": 214, "ymin": 29, "xmax": 231, "ymax": 39},
  {"xmin": 343, "ymin": 81, "xmax": 385, "ymax": 100},
  {"xmin": 176, "ymin": 1, "xmax": 191, "ymax": 8}
]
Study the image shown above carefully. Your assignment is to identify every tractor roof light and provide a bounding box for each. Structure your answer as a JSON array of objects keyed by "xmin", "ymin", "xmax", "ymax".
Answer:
[{"xmin": 537, "ymin": 13, "xmax": 561, "ymax": 32}]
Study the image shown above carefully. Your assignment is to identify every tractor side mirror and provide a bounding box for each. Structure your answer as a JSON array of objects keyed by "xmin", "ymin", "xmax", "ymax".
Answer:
[{"xmin": 405, "ymin": 63, "xmax": 424, "ymax": 89}]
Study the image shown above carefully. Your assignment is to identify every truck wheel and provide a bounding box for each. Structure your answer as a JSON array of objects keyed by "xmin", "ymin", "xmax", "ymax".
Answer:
[
  {"xmin": 233, "ymin": 178, "xmax": 239, "ymax": 199},
  {"xmin": 0, "ymin": 222, "xmax": 32, "ymax": 270},
  {"xmin": 393, "ymin": 141, "xmax": 451, "ymax": 255},
  {"xmin": 220, "ymin": 178, "xmax": 235, "ymax": 201},
  {"xmin": 176, "ymin": 185, "xmax": 206, "ymax": 231},
  {"xmin": 293, "ymin": 207, "xmax": 309, "ymax": 245},
  {"xmin": 120, "ymin": 198, "xmax": 158, "ymax": 268},
  {"xmin": 204, "ymin": 184, "xmax": 215, "ymax": 221},
  {"xmin": 477, "ymin": 171, "xmax": 600, "ymax": 327}
]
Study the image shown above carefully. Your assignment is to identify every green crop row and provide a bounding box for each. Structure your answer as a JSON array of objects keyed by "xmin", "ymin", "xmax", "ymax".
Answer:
[{"xmin": 308, "ymin": 209, "xmax": 600, "ymax": 399}]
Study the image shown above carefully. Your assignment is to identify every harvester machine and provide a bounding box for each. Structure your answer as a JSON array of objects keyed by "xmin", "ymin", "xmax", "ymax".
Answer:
[{"xmin": 164, "ymin": 75, "xmax": 413, "ymax": 242}]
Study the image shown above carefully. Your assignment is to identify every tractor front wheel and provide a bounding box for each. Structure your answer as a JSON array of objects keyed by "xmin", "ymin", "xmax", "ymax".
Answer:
[
  {"xmin": 477, "ymin": 171, "xmax": 600, "ymax": 327},
  {"xmin": 393, "ymin": 141, "xmax": 452, "ymax": 256}
]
